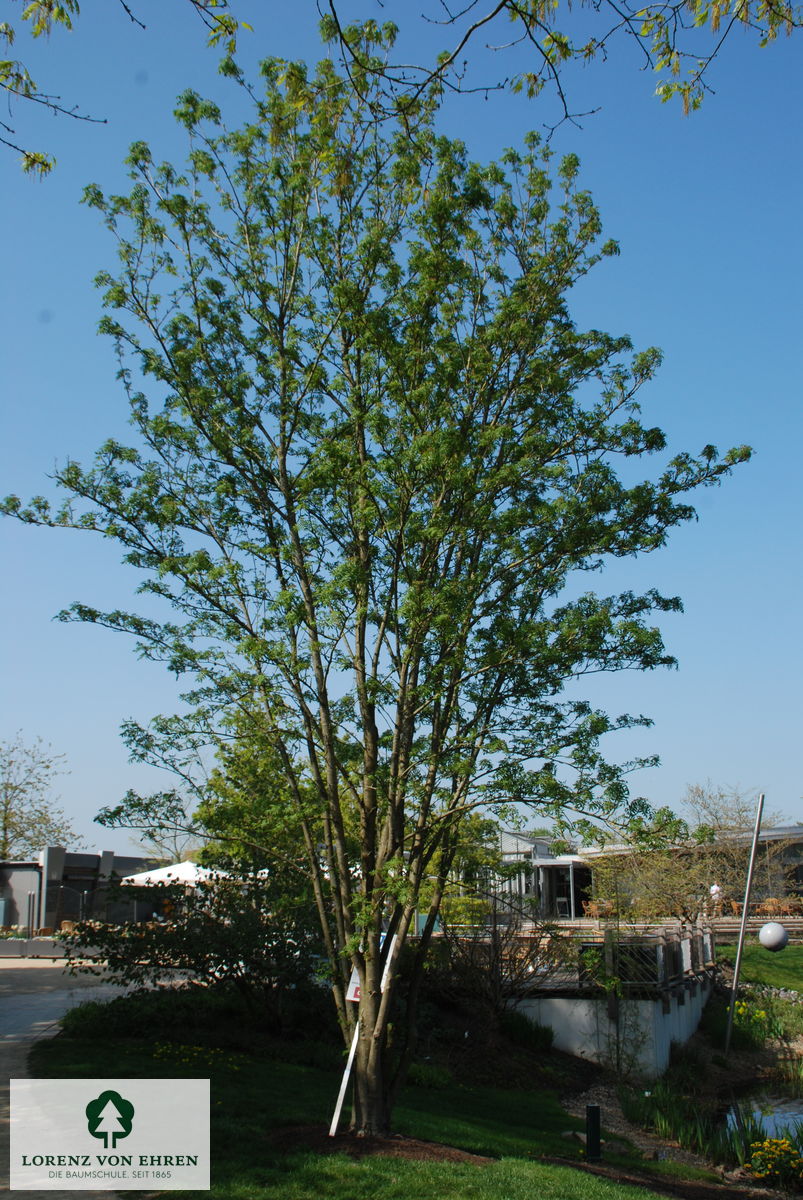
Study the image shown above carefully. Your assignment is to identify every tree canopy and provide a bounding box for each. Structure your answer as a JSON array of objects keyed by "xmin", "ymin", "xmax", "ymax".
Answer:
[
  {"xmin": 325, "ymin": 0, "xmax": 802, "ymax": 120},
  {"xmin": 5, "ymin": 0, "xmax": 802, "ymax": 175},
  {"xmin": 1, "ymin": 32, "xmax": 750, "ymax": 1131},
  {"xmin": 0, "ymin": 0, "xmax": 246, "ymax": 175},
  {"xmin": 0, "ymin": 732, "xmax": 76, "ymax": 859}
]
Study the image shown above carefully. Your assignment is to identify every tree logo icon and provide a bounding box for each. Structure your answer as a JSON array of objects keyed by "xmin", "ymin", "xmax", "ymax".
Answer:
[{"xmin": 85, "ymin": 1090, "xmax": 135, "ymax": 1149}]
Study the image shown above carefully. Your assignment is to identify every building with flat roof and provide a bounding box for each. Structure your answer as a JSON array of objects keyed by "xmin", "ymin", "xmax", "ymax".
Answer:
[
  {"xmin": 0, "ymin": 846, "xmax": 152, "ymax": 931},
  {"xmin": 497, "ymin": 824, "xmax": 803, "ymax": 919}
]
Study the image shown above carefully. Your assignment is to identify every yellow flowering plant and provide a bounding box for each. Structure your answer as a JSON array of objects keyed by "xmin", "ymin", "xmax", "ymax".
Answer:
[
  {"xmin": 733, "ymin": 998, "xmax": 784, "ymax": 1047},
  {"xmin": 747, "ymin": 1138, "xmax": 803, "ymax": 1188}
]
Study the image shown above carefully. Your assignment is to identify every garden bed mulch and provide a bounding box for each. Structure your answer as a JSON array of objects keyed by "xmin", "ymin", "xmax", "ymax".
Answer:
[{"xmin": 268, "ymin": 1123, "xmax": 494, "ymax": 1163}]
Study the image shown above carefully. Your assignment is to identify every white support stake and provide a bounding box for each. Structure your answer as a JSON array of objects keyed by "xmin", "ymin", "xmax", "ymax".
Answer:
[{"xmin": 329, "ymin": 1022, "xmax": 359, "ymax": 1137}]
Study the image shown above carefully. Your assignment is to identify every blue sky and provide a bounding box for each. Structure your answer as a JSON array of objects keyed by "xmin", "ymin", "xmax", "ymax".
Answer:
[{"xmin": 1, "ymin": 0, "xmax": 801, "ymax": 851}]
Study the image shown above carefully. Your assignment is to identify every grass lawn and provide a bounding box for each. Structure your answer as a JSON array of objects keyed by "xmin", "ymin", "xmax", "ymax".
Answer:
[
  {"xmin": 716, "ymin": 942, "xmax": 803, "ymax": 991},
  {"xmin": 30, "ymin": 1032, "xmax": 686, "ymax": 1200}
]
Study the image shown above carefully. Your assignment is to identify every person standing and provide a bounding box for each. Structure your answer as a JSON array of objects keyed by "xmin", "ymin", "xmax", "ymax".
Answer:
[{"xmin": 709, "ymin": 882, "xmax": 722, "ymax": 916}]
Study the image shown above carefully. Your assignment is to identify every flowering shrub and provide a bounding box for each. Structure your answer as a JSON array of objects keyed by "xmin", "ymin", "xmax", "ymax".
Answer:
[
  {"xmin": 750, "ymin": 985, "xmax": 803, "ymax": 1043},
  {"xmin": 747, "ymin": 1137, "xmax": 803, "ymax": 1188},
  {"xmin": 733, "ymin": 998, "xmax": 784, "ymax": 1046},
  {"xmin": 734, "ymin": 998, "xmax": 765, "ymax": 1026}
]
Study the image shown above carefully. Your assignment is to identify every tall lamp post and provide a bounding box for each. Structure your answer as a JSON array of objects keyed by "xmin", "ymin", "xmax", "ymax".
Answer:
[
  {"xmin": 724, "ymin": 793, "xmax": 764, "ymax": 1056},
  {"xmin": 58, "ymin": 884, "xmax": 88, "ymax": 925}
]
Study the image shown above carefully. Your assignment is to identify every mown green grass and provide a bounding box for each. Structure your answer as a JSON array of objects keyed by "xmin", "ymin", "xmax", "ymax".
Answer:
[
  {"xmin": 716, "ymin": 942, "xmax": 803, "ymax": 991},
  {"xmin": 30, "ymin": 1033, "xmax": 677, "ymax": 1200},
  {"xmin": 204, "ymin": 1155, "xmax": 669, "ymax": 1200}
]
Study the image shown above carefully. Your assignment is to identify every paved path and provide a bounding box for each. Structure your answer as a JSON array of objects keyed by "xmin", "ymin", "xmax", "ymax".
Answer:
[{"xmin": 0, "ymin": 960, "xmax": 130, "ymax": 1198}]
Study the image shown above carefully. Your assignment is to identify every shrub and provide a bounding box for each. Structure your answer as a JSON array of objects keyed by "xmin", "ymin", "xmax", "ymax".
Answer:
[
  {"xmin": 62, "ymin": 875, "xmax": 323, "ymax": 1025},
  {"xmin": 60, "ymin": 985, "xmax": 252, "ymax": 1041},
  {"xmin": 406, "ymin": 1062, "xmax": 453, "ymax": 1089},
  {"xmin": 59, "ymin": 979, "xmax": 338, "ymax": 1047},
  {"xmin": 732, "ymin": 997, "xmax": 784, "ymax": 1047},
  {"xmin": 426, "ymin": 905, "xmax": 572, "ymax": 1019},
  {"xmin": 752, "ymin": 986, "xmax": 803, "ymax": 1042},
  {"xmin": 700, "ymin": 992, "xmax": 780, "ymax": 1051}
]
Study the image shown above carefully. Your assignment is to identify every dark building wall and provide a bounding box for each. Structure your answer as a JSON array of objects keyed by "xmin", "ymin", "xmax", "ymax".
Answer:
[
  {"xmin": 0, "ymin": 864, "xmax": 42, "ymax": 927},
  {"xmin": 1, "ymin": 848, "xmax": 152, "ymax": 930}
]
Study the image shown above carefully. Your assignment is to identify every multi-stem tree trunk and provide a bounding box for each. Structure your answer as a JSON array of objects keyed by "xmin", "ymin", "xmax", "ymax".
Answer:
[{"xmin": 352, "ymin": 1020, "xmax": 391, "ymax": 1137}]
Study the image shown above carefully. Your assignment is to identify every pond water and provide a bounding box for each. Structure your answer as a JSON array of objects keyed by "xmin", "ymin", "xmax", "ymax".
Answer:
[{"xmin": 728, "ymin": 1094, "xmax": 803, "ymax": 1140}]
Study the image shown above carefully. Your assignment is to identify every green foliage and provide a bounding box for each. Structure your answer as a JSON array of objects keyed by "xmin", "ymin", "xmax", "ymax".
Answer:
[
  {"xmin": 698, "ymin": 993, "xmax": 765, "ymax": 1051},
  {"xmin": 750, "ymin": 988, "xmax": 803, "ymax": 1044},
  {"xmin": 732, "ymin": 996, "xmax": 785, "ymax": 1045},
  {"xmin": 589, "ymin": 784, "xmax": 788, "ymax": 922},
  {"xmin": 59, "ymin": 986, "xmax": 245, "ymax": 1040},
  {"xmin": 701, "ymin": 985, "xmax": 798, "ymax": 1048},
  {"xmin": 1, "ymin": 0, "xmax": 247, "ymax": 174},
  {"xmin": 325, "ymin": 2, "xmax": 803, "ymax": 118},
  {"xmin": 59, "ymin": 982, "xmax": 341, "ymax": 1057},
  {"xmin": 62, "ymin": 876, "xmax": 322, "ymax": 1021},
  {"xmin": 777, "ymin": 1057, "xmax": 803, "ymax": 1096},
  {"xmin": 196, "ymin": 720, "xmax": 326, "ymax": 873},
  {"xmin": 405, "ymin": 1061, "xmax": 453, "ymax": 1089},
  {"xmin": 429, "ymin": 899, "xmax": 572, "ymax": 1021},
  {"xmin": 6, "ymin": 0, "xmax": 803, "ymax": 177},
  {"xmin": 498, "ymin": 1008, "xmax": 554, "ymax": 1052},
  {"xmin": 619, "ymin": 1079, "xmax": 765, "ymax": 1165}
]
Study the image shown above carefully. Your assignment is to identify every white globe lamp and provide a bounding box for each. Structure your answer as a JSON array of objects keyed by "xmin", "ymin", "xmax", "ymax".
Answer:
[{"xmin": 758, "ymin": 921, "xmax": 789, "ymax": 953}]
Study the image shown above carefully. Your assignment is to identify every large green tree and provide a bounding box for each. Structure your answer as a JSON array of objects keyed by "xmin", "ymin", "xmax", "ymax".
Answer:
[{"xmin": 2, "ymin": 35, "xmax": 749, "ymax": 1132}]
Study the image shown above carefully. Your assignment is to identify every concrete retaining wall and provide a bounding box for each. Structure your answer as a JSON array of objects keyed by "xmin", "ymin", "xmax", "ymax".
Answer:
[
  {"xmin": 518, "ymin": 978, "xmax": 711, "ymax": 1078},
  {"xmin": 0, "ymin": 938, "xmax": 64, "ymax": 958}
]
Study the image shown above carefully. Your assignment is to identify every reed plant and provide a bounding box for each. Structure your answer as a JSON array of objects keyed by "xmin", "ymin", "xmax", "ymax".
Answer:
[
  {"xmin": 619, "ymin": 1081, "xmax": 771, "ymax": 1166},
  {"xmin": 777, "ymin": 1056, "xmax": 803, "ymax": 1095}
]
